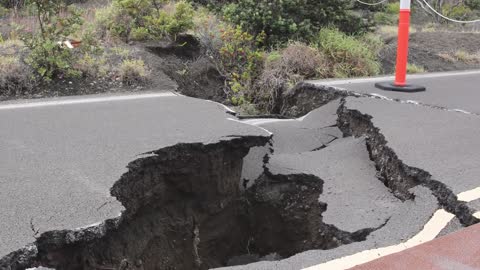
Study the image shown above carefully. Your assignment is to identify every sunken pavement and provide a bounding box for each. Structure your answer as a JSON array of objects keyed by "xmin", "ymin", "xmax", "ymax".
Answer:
[{"xmin": 1, "ymin": 79, "xmax": 480, "ymax": 270}]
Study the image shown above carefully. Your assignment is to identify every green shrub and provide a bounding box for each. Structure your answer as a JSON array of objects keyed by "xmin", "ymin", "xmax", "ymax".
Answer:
[
  {"xmin": 0, "ymin": 5, "xmax": 9, "ymax": 17},
  {"xmin": 374, "ymin": 12, "xmax": 396, "ymax": 25},
  {"xmin": 76, "ymin": 53, "xmax": 109, "ymax": 78},
  {"xmin": 214, "ymin": 25, "xmax": 264, "ymax": 105},
  {"xmin": 441, "ymin": 4, "xmax": 473, "ymax": 21},
  {"xmin": 95, "ymin": 0, "xmax": 194, "ymax": 42},
  {"xmin": 315, "ymin": 28, "xmax": 380, "ymax": 78},
  {"xmin": 143, "ymin": 1, "xmax": 194, "ymax": 40},
  {"xmin": 130, "ymin": 27, "xmax": 150, "ymax": 41},
  {"xmin": 119, "ymin": 59, "xmax": 149, "ymax": 85},
  {"xmin": 466, "ymin": 0, "xmax": 480, "ymax": 9},
  {"xmin": 24, "ymin": 1, "xmax": 84, "ymax": 81},
  {"xmin": 193, "ymin": 9, "xmax": 224, "ymax": 55},
  {"xmin": 361, "ymin": 33, "xmax": 385, "ymax": 55},
  {"xmin": 385, "ymin": 2, "xmax": 400, "ymax": 14},
  {"xmin": 221, "ymin": 0, "xmax": 369, "ymax": 46}
]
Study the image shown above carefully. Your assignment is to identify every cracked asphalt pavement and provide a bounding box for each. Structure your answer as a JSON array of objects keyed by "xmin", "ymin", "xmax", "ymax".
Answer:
[{"xmin": 2, "ymin": 69, "xmax": 480, "ymax": 270}]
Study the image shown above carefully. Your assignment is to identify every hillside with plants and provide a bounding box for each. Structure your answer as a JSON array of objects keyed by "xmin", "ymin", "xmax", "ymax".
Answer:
[{"xmin": 1, "ymin": 0, "xmax": 479, "ymax": 114}]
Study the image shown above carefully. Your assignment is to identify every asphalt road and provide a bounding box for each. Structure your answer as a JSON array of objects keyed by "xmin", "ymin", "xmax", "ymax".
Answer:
[
  {"xmin": 308, "ymin": 69, "xmax": 480, "ymax": 114},
  {"xmin": 3, "ymin": 69, "xmax": 480, "ymax": 270},
  {"xmin": 0, "ymin": 92, "xmax": 269, "ymax": 257}
]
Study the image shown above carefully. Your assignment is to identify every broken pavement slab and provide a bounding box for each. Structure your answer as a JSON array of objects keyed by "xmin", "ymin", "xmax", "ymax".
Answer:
[
  {"xmin": 340, "ymin": 96, "xmax": 480, "ymax": 196},
  {"xmin": 267, "ymin": 137, "xmax": 403, "ymax": 233},
  {"xmin": 0, "ymin": 94, "xmax": 270, "ymax": 259},
  {"xmin": 241, "ymin": 100, "xmax": 342, "ymax": 187}
]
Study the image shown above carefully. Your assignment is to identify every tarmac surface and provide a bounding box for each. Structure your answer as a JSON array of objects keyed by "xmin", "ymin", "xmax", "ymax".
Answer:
[
  {"xmin": 2, "ymin": 70, "xmax": 480, "ymax": 269},
  {"xmin": 0, "ymin": 92, "xmax": 270, "ymax": 257},
  {"xmin": 308, "ymin": 69, "xmax": 480, "ymax": 115}
]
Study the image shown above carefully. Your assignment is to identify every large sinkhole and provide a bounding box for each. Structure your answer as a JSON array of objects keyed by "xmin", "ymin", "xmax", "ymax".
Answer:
[{"xmin": 2, "ymin": 135, "xmax": 376, "ymax": 270}]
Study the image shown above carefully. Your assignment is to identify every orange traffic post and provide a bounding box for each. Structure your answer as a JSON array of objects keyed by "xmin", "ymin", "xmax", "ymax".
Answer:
[{"xmin": 375, "ymin": 0, "xmax": 426, "ymax": 92}]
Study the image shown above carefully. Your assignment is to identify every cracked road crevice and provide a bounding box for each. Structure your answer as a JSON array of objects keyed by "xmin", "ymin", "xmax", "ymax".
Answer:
[
  {"xmin": 0, "ymin": 132, "xmax": 383, "ymax": 270},
  {"xmin": 337, "ymin": 98, "xmax": 479, "ymax": 226}
]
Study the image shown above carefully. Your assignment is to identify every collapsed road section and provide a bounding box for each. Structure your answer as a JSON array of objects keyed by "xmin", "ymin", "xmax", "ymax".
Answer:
[{"xmin": 2, "ymin": 85, "xmax": 480, "ymax": 270}]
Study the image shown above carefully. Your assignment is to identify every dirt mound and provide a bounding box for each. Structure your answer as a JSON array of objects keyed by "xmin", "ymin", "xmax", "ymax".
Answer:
[{"xmin": 380, "ymin": 31, "xmax": 480, "ymax": 74}]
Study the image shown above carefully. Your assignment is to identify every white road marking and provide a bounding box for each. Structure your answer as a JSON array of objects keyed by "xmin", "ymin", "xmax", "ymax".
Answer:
[
  {"xmin": 243, "ymin": 118, "xmax": 296, "ymax": 126},
  {"xmin": 302, "ymin": 185, "xmax": 480, "ymax": 270},
  {"xmin": 0, "ymin": 92, "xmax": 177, "ymax": 111},
  {"xmin": 457, "ymin": 187, "xmax": 480, "ymax": 202},
  {"xmin": 307, "ymin": 69, "xmax": 480, "ymax": 86},
  {"xmin": 302, "ymin": 210, "xmax": 455, "ymax": 270},
  {"xmin": 226, "ymin": 118, "xmax": 273, "ymax": 136}
]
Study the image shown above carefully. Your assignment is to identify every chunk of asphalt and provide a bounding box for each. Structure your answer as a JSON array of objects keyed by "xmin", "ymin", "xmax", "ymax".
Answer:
[
  {"xmin": 340, "ymin": 96, "xmax": 480, "ymax": 196},
  {"xmin": 241, "ymin": 100, "xmax": 342, "ymax": 186},
  {"xmin": 0, "ymin": 95, "xmax": 270, "ymax": 258},
  {"xmin": 267, "ymin": 137, "xmax": 403, "ymax": 233},
  {"xmin": 338, "ymin": 96, "xmax": 480, "ymax": 225},
  {"xmin": 215, "ymin": 185, "xmax": 438, "ymax": 270}
]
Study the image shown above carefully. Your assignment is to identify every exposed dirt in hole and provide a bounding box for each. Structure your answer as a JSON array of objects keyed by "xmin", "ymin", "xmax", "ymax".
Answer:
[{"xmin": 0, "ymin": 134, "xmax": 384, "ymax": 270}]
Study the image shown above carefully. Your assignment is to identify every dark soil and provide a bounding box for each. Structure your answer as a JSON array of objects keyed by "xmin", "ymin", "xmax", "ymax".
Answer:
[
  {"xmin": 140, "ymin": 35, "xmax": 227, "ymax": 103},
  {"xmin": 380, "ymin": 31, "xmax": 480, "ymax": 74}
]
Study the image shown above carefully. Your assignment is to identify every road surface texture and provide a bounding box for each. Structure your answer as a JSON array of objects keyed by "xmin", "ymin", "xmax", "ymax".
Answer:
[{"xmin": 1, "ymin": 69, "xmax": 480, "ymax": 270}]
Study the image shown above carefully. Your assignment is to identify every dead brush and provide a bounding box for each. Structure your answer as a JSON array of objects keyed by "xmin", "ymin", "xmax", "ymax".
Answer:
[
  {"xmin": 255, "ymin": 42, "xmax": 327, "ymax": 113},
  {"xmin": 0, "ymin": 55, "xmax": 36, "ymax": 97}
]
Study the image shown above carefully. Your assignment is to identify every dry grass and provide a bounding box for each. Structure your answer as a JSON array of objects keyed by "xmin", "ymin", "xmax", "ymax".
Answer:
[
  {"xmin": 437, "ymin": 52, "xmax": 457, "ymax": 62},
  {"xmin": 454, "ymin": 50, "xmax": 480, "ymax": 63},
  {"xmin": 119, "ymin": 59, "xmax": 150, "ymax": 85},
  {"xmin": 256, "ymin": 42, "xmax": 327, "ymax": 112},
  {"xmin": 438, "ymin": 50, "xmax": 480, "ymax": 63},
  {"xmin": 377, "ymin": 25, "xmax": 417, "ymax": 39},
  {"xmin": 0, "ymin": 55, "xmax": 36, "ymax": 96},
  {"xmin": 406, "ymin": 63, "xmax": 425, "ymax": 74}
]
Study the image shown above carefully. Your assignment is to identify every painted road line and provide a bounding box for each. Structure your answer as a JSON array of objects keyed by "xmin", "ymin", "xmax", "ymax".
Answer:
[
  {"xmin": 302, "ymin": 185, "xmax": 480, "ymax": 270},
  {"xmin": 302, "ymin": 210, "xmax": 455, "ymax": 270},
  {"xmin": 0, "ymin": 92, "xmax": 177, "ymax": 111},
  {"xmin": 308, "ymin": 69, "xmax": 480, "ymax": 86},
  {"xmin": 457, "ymin": 187, "xmax": 480, "ymax": 202},
  {"xmin": 227, "ymin": 118, "xmax": 273, "ymax": 136}
]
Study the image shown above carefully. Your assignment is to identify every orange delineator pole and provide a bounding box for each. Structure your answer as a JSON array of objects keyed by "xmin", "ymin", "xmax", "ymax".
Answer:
[
  {"xmin": 374, "ymin": 0, "xmax": 425, "ymax": 92},
  {"xmin": 394, "ymin": 8, "xmax": 411, "ymax": 86}
]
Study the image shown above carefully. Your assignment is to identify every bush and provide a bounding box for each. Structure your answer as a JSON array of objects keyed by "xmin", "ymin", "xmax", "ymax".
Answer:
[
  {"xmin": 385, "ymin": 2, "xmax": 400, "ymax": 14},
  {"xmin": 374, "ymin": 12, "xmax": 396, "ymax": 25},
  {"xmin": 193, "ymin": 8, "xmax": 223, "ymax": 55},
  {"xmin": 119, "ymin": 59, "xmax": 149, "ymax": 85},
  {"xmin": 0, "ymin": 5, "xmax": 9, "ymax": 17},
  {"xmin": 315, "ymin": 28, "xmax": 381, "ymax": 78},
  {"xmin": 256, "ymin": 42, "xmax": 327, "ymax": 112},
  {"xmin": 24, "ymin": 1, "xmax": 83, "ymax": 81},
  {"xmin": 221, "ymin": 0, "xmax": 369, "ymax": 46},
  {"xmin": 0, "ymin": 55, "xmax": 36, "ymax": 96},
  {"xmin": 96, "ymin": 0, "xmax": 194, "ymax": 42},
  {"xmin": 441, "ymin": 4, "xmax": 473, "ymax": 21},
  {"xmin": 76, "ymin": 53, "xmax": 109, "ymax": 78},
  {"xmin": 214, "ymin": 25, "xmax": 264, "ymax": 106}
]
